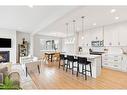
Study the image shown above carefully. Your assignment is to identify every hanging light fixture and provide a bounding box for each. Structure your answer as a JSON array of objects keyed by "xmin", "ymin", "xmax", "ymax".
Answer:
[
  {"xmin": 73, "ymin": 20, "xmax": 76, "ymax": 33},
  {"xmin": 72, "ymin": 20, "xmax": 76, "ymax": 43},
  {"xmin": 81, "ymin": 16, "xmax": 85, "ymax": 40},
  {"xmin": 65, "ymin": 22, "xmax": 69, "ymax": 44},
  {"xmin": 66, "ymin": 22, "xmax": 69, "ymax": 37}
]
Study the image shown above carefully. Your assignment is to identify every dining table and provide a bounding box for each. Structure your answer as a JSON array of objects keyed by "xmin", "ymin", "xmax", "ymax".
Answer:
[{"xmin": 45, "ymin": 52, "xmax": 55, "ymax": 62}]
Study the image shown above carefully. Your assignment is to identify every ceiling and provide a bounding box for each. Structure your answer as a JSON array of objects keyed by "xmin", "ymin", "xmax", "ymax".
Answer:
[
  {"xmin": 37, "ymin": 6, "xmax": 127, "ymax": 37},
  {"xmin": 0, "ymin": 6, "xmax": 77, "ymax": 33},
  {"xmin": 1, "ymin": 6, "xmax": 127, "ymax": 37}
]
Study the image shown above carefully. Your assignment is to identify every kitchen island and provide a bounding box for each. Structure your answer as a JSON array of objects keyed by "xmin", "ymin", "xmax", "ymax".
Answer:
[{"xmin": 62, "ymin": 53, "xmax": 102, "ymax": 78}]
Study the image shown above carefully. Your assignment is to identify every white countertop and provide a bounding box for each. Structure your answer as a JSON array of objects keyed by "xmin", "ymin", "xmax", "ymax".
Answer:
[{"xmin": 61, "ymin": 53, "xmax": 101, "ymax": 59}]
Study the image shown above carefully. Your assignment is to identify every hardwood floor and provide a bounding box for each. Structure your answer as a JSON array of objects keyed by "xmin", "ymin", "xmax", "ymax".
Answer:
[{"xmin": 27, "ymin": 62, "xmax": 127, "ymax": 89}]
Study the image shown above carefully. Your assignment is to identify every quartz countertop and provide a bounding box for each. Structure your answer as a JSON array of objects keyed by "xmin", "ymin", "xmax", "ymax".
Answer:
[{"xmin": 61, "ymin": 53, "xmax": 101, "ymax": 59}]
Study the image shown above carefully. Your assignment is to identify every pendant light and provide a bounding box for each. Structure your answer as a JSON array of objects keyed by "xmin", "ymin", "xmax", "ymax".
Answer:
[
  {"xmin": 81, "ymin": 16, "xmax": 85, "ymax": 40},
  {"xmin": 66, "ymin": 22, "xmax": 69, "ymax": 37},
  {"xmin": 72, "ymin": 20, "xmax": 76, "ymax": 43},
  {"xmin": 73, "ymin": 20, "xmax": 76, "ymax": 34},
  {"xmin": 65, "ymin": 22, "xmax": 69, "ymax": 44}
]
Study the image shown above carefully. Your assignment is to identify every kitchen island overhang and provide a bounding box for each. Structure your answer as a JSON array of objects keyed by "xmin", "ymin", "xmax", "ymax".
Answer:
[{"xmin": 62, "ymin": 53, "xmax": 102, "ymax": 78}]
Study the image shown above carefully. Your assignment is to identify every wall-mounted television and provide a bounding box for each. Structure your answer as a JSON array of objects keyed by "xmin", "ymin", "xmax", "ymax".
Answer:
[{"xmin": 0, "ymin": 38, "xmax": 11, "ymax": 48}]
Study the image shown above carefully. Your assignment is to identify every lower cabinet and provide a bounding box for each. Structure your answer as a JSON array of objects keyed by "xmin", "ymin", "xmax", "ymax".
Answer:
[
  {"xmin": 121, "ymin": 55, "xmax": 127, "ymax": 72},
  {"xmin": 102, "ymin": 54, "xmax": 123, "ymax": 71}
]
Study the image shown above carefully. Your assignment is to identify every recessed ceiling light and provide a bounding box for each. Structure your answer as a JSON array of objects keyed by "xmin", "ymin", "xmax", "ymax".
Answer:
[
  {"xmin": 115, "ymin": 17, "xmax": 119, "ymax": 20},
  {"xmin": 28, "ymin": 5, "xmax": 34, "ymax": 8},
  {"xmin": 81, "ymin": 36, "xmax": 84, "ymax": 40},
  {"xmin": 93, "ymin": 23, "xmax": 97, "ymax": 26},
  {"xmin": 110, "ymin": 9, "xmax": 116, "ymax": 13},
  {"xmin": 18, "ymin": 27, "xmax": 23, "ymax": 30}
]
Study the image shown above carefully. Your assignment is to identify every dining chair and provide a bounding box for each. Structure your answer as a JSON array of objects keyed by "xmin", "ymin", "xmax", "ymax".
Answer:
[
  {"xmin": 38, "ymin": 53, "xmax": 48, "ymax": 64},
  {"xmin": 53, "ymin": 52, "xmax": 60, "ymax": 62}
]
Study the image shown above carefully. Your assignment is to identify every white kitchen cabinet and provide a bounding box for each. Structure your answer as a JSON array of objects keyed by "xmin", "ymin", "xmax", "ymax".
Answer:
[
  {"xmin": 78, "ymin": 27, "xmax": 103, "ymax": 47},
  {"xmin": 111, "ymin": 55, "xmax": 122, "ymax": 70},
  {"xmin": 102, "ymin": 54, "xmax": 122, "ymax": 71},
  {"xmin": 79, "ymin": 21, "xmax": 127, "ymax": 47},
  {"xmin": 83, "ymin": 30, "xmax": 91, "ymax": 47},
  {"xmin": 104, "ymin": 25, "xmax": 119, "ymax": 46},
  {"xmin": 102, "ymin": 54, "xmax": 110, "ymax": 67},
  {"xmin": 104, "ymin": 22, "xmax": 127, "ymax": 46},
  {"xmin": 103, "ymin": 54, "xmax": 127, "ymax": 72},
  {"xmin": 83, "ymin": 28, "xmax": 103, "ymax": 47},
  {"xmin": 121, "ymin": 55, "xmax": 127, "ymax": 72},
  {"xmin": 118, "ymin": 22, "xmax": 127, "ymax": 46},
  {"xmin": 90, "ymin": 27, "xmax": 103, "ymax": 41}
]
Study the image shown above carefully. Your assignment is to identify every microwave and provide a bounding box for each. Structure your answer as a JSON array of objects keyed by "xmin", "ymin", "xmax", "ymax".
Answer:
[{"xmin": 91, "ymin": 40, "xmax": 104, "ymax": 47}]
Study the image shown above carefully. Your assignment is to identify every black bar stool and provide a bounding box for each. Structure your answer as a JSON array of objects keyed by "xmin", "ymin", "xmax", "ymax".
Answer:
[
  {"xmin": 66, "ymin": 55, "xmax": 77, "ymax": 74},
  {"xmin": 77, "ymin": 57, "xmax": 92, "ymax": 80},
  {"xmin": 59, "ymin": 54, "xmax": 67, "ymax": 70}
]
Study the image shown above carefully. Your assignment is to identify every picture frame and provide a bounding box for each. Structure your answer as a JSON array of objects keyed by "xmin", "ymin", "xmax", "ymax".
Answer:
[{"xmin": 0, "ymin": 73, "xmax": 3, "ymax": 85}]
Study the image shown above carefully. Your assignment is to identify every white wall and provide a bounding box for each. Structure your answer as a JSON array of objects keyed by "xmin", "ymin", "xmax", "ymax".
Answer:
[
  {"xmin": 0, "ymin": 29, "xmax": 16, "ymax": 64},
  {"xmin": 16, "ymin": 31, "xmax": 30, "ymax": 44}
]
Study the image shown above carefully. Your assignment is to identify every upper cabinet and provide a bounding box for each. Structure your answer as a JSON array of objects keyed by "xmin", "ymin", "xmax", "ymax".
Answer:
[
  {"xmin": 90, "ymin": 27, "xmax": 103, "ymax": 41},
  {"xmin": 79, "ymin": 27, "xmax": 103, "ymax": 47},
  {"xmin": 104, "ymin": 25, "xmax": 119, "ymax": 46},
  {"xmin": 84, "ymin": 30, "xmax": 92, "ymax": 47},
  {"xmin": 104, "ymin": 22, "xmax": 127, "ymax": 47},
  {"xmin": 78, "ymin": 30, "xmax": 91, "ymax": 47},
  {"xmin": 118, "ymin": 22, "xmax": 127, "ymax": 46},
  {"xmin": 78, "ymin": 21, "xmax": 127, "ymax": 47}
]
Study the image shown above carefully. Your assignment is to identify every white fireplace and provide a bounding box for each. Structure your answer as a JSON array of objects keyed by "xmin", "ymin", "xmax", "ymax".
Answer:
[
  {"xmin": 0, "ymin": 29, "xmax": 16, "ymax": 64},
  {"xmin": 0, "ymin": 51, "xmax": 10, "ymax": 63}
]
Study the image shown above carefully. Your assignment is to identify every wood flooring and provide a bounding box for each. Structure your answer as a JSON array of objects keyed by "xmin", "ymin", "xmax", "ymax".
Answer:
[{"xmin": 27, "ymin": 62, "xmax": 127, "ymax": 89}]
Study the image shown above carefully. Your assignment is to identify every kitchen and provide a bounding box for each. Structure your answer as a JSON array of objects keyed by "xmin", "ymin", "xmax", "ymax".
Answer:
[{"xmin": 58, "ymin": 7, "xmax": 127, "ymax": 75}]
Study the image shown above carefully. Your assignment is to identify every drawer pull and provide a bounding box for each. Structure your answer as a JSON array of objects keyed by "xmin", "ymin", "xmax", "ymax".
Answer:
[
  {"xmin": 114, "ymin": 65, "xmax": 118, "ymax": 67},
  {"xmin": 104, "ymin": 63, "xmax": 108, "ymax": 65}
]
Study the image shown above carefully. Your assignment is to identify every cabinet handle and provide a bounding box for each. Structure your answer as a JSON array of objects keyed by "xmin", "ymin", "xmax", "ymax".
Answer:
[
  {"xmin": 104, "ymin": 63, "xmax": 108, "ymax": 65},
  {"xmin": 109, "ymin": 42, "xmax": 112, "ymax": 45},
  {"xmin": 114, "ymin": 65, "xmax": 118, "ymax": 67},
  {"xmin": 121, "ymin": 57, "xmax": 123, "ymax": 60},
  {"xmin": 114, "ymin": 60, "xmax": 118, "ymax": 61},
  {"xmin": 118, "ymin": 42, "xmax": 120, "ymax": 45}
]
